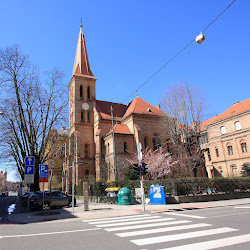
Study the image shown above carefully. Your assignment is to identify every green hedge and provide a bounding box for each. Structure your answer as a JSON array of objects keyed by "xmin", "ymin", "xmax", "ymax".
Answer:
[{"xmin": 88, "ymin": 177, "xmax": 250, "ymax": 197}]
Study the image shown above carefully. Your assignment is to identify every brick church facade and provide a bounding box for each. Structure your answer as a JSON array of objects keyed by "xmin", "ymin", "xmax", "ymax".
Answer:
[{"xmin": 62, "ymin": 25, "xmax": 182, "ymax": 193}]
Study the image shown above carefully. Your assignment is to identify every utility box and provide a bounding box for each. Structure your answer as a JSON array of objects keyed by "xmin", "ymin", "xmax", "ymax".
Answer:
[
  {"xmin": 118, "ymin": 187, "xmax": 133, "ymax": 205},
  {"xmin": 105, "ymin": 187, "xmax": 120, "ymax": 204},
  {"xmin": 150, "ymin": 185, "xmax": 166, "ymax": 205}
]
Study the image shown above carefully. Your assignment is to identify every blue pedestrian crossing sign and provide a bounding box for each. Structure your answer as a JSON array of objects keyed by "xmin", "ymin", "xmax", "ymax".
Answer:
[{"xmin": 24, "ymin": 156, "xmax": 35, "ymax": 184}]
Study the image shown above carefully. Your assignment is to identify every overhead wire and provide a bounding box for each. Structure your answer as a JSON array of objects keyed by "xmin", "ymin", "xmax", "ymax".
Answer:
[{"xmin": 102, "ymin": 0, "xmax": 237, "ymax": 116}]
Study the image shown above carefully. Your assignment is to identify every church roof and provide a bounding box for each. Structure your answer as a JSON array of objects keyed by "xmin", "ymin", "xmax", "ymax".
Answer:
[
  {"xmin": 96, "ymin": 100, "xmax": 127, "ymax": 120},
  {"xmin": 72, "ymin": 25, "xmax": 94, "ymax": 77},
  {"xmin": 107, "ymin": 124, "xmax": 133, "ymax": 136},
  {"xmin": 201, "ymin": 98, "xmax": 250, "ymax": 131},
  {"xmin": 122, "ymin": 96, "xmax": 167, "ymax": 119}
]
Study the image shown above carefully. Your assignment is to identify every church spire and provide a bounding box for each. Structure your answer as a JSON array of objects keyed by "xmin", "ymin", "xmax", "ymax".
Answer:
[{"xmin": 72, "ymin": 21, "xmax": 93, "ymax": 77}]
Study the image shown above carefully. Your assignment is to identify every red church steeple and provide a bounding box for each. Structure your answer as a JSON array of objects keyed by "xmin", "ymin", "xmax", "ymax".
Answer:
[{"xmin": 72, "ymin": 22, "xmax": 94, "ymax": 77}]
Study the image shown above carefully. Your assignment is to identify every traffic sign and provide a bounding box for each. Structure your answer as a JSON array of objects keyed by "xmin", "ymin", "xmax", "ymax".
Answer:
[
  {"xmin": 39, "ymin": 164, "xmax": 48, "ymax": 182},
  {"xmin": 24, "ymin": 156, "xmax": 35, "ymax": 184}
]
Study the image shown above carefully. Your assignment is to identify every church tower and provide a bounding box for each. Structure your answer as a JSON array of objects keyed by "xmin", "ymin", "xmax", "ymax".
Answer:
[{"xmin": 68, "ymin": 23, "xmax": 97, "ymax": 182}]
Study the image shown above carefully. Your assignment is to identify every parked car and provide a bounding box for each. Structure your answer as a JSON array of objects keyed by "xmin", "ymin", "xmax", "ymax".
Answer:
[
  {"xmin": 29, "ymin": 191, "xmax": 76, "ymax": 211},
  {"xmin": 0, "ymin": 191, "xmax": 8, "ymax": 197},
  {"xmin": 20, "ymin": 192, "xmax": 34, "ymax": 205}
]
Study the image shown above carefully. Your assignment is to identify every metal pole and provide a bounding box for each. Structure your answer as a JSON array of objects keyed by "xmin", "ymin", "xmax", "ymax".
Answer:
[
  {"xmin": 111, "ymin": 106, "xmax": 117, "ymax": 180},
  {"xmin": 139, "ymin": 161, "xmax": 145, "ymax": 212},
  {"xmin": 72, "ymin": 161, "xmax": 75, "ymax": 213},
  {"xmin": 43, "ymin": 182, "xmax": 44, "ymax": 211}
]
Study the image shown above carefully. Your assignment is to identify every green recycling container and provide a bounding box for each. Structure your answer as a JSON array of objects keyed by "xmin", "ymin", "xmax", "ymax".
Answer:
[{"xmin": 118, "ymin": 187, "xmax": 133, "ymax": 205}]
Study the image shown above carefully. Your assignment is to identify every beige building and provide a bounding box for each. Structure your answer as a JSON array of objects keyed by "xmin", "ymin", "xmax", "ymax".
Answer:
[{"xmin": 200, "ymin": 99, "xmax": 250, "ymax": 178}]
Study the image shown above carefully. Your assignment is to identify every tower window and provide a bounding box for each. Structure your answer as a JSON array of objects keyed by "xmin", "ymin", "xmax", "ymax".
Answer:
[
  {"xmin": 81, "ymin": 111, "xmax": 84, "ymax": 121},
  {"xmin": 87, "ymin": 112, "xmax": 90, "ymax": 122},
  {"xmin": 123, "ymin": 141, "xmax": 128, "ymax": 152},
  {"xmin": 85, "ymin": 169, "xmax": 89, "ymax": 179},
  {"xmin": 80, "ymin": 85, "xmax": 83, "ymax": 98},
  {"xmin": 87, "ymin": 86, "xmax": 90, "ymax": 99},
  {"xmin": 221, "ymin": 126, "xmax": 226, "ymax": 135},
  {"xmin": 84, "ymin": 144, "xmax": 89, "ymax": 157}
]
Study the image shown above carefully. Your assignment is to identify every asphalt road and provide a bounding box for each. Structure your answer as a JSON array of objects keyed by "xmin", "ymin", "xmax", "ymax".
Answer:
[{"xmin": 1, "ymin": 201, "xmax": 250, "ymax": 250}]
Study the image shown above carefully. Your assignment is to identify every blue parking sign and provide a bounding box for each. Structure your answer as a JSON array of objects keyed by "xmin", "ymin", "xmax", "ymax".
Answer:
[
  {"xmin": 25, "ymin": 156, "xmax": 35, "ymax": 166},
  {"xmin": 39, "ymin": 164, "xmax": 48, "ymax": 178}
]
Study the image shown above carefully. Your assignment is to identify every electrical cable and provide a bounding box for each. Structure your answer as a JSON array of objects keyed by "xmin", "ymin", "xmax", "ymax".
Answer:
[{"xmin": 103, "ymin": 0, "xmax": 237, "ymax": 116}]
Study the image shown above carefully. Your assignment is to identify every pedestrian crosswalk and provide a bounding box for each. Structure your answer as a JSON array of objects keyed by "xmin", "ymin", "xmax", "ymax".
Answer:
[{"xmin": 83, "ymin": 213, "xmax": 250, "ymax": 249}]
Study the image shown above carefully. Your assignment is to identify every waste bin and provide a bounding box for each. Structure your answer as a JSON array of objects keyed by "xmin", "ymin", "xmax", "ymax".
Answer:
[
  {"xmin": 150, "ymin": 185, "xmax": 166, "ymax": 204},
  {"xmin": 105, "ymin": 187, "xmax": 120, "ymax": 204},
  {"xmin": 118, "ymin": 187, "xmax": 133, "ymax": 205}
]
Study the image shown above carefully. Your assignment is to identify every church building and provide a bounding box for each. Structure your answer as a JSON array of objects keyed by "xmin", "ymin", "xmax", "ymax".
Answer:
[{"xmin": 63, "ymin": 24, "xmax": 169, "ymax": 192}]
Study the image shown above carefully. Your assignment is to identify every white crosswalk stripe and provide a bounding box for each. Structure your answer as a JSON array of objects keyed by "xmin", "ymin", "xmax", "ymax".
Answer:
[{"xmin": 84, "ymin": 214, "xmax": 244, "ymax": 249}]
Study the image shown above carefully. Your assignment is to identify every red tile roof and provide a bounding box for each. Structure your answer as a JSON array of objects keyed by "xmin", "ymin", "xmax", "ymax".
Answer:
[
  {"xmin": 96, "ymin": 100, "xmax": 127, "ymax": 120},
  {"xmin": 107, "ymin": 124, "xmax": 132, "ymax": 135},
  {"xmin": 201, "ymin": 99, "xmax": 250, "ymax": 131},
  {"xmin": 122, "ymin": 96, "xmax": 167, "ymax": 119}
]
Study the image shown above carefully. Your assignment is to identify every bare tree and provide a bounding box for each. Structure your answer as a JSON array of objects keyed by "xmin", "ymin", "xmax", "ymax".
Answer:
[
  {"xmin": 161, "ymin": 82, "xmax": 206, "ymax": 177},
  {"xmin": 0, "ymin": 45, "xmax": 68, "ymax": 191}
]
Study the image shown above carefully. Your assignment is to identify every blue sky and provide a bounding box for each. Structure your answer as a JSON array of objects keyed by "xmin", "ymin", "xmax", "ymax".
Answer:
[{"xmin": 0, "ymin": 0, "xmax": 249, "ymax": 181}]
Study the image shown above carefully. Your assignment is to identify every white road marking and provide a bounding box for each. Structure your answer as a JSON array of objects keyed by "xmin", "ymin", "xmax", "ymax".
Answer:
[
  {"xmin": 95, "ymin": 217, "xmax": 175, "ymax": 228},
  {"xmin": 106, "ymin": 219, "xmax": 190, "ymax": 232},
  {"xmin": 117, "ymin": 223, "xmax": 212, "ymax": 237},
  {"xmin": 88, "ymin": 215, "xmax": 161, "ymax": 224},
  {"xmin": 83, "ymin": 214, "xmax": 150, "ymax": 222},
  {"xmin": 131, "ymin": 227, "xmax": 237, "ymax": 246},
  {"xmin": 234, "ymin": 207, "xmax": 250, "ymax": 209},
  {"xmin": 209, "ymin": 211, "xmax": 250, "ymax": 218},
  {"xmin": 165, "ymin": 212, "xmax": 206, "ymax": 219},
  {"xmin": 157, "ymin": 233, "xmax": 250, "ymax": 250},
  {"xmin": 0, "ymin": 228, "xmax": 101, "ymax": 239}
]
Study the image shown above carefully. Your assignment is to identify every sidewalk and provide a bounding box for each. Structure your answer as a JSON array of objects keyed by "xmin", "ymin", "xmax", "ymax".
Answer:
[{"xmin": 8, "ymin": 197, "xmax": 250, "ymax": 224}]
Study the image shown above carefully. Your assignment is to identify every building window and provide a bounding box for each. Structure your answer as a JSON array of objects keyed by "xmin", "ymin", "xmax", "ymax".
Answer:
[
  {"xmin": 84, "ymin": 144, "xmax": 89, "ymax": 157},
  {"xmin": 81, "ymin": 111, "xmax": 84, "ymax": 121},
  {"xmin": 215, "ymin": 148, "xmax": 219, "ymax": 157},
  {"xmin": 87, "ymin": 86, "xmax": 90, "ymax": 99},
  {"xmin": 153, "ymin": 133, "xmax": 161, "ymax": 151},
  {"xmin": 241, "ymin": 142, "xmax": 248, "ymax": 153},
  {"xmin": 123, "ymin": 141, "xmax": 128, "ymax": 152},
  {"xmin": 221, "ymin": 126, "xmax": 226, "ymax": 135},
  {"xmin": 87, "ymin": 112, "xmax": 90, "ymax": 122},
  {"xmin": 235, "ymin": 121, "xmax": 241, "ymax": 130},
  {"xmin": 143, "ymin": 136, "xmax": 149, "ymax": 150},
  {"xmin": 107, "ymin": 143, "xmax": 110, "ymax": 154},
  {"xmin": 227, "ymin": 145, "xmax": 233, "ymax": 155},
  {"xmin": 232, "ymin": 165, "xmax": 237, "ymax": 177},
  {"xmin": 166, "ymin": 140, "xmax": 171, "ymax": 153},
  {"xmin": 80, "ymin": 85, "xmax": 83, "ymax": 98},
  {"xmin": 85, "ymin": 169, "xmax": 89, "ymax": 179},
  {"xmin": 207, "ymin": 149, "xmax": 211, "ymax": 161}
]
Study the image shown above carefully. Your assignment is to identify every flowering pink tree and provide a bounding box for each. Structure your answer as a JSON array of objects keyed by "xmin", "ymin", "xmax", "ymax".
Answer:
[{"xmin": 126, "ymin": 147, "xmax": 177, "ymax": 179}]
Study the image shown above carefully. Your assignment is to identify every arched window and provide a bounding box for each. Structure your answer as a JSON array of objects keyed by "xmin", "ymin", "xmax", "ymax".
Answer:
[
  {"xmin": 221, "ymin": 126, "xmax": 226, "ymax": 135},
  {"xmin": 123, "ymin": 141, "xmax": 128, "ymax": 152},
  {"xmin": 84, "ymin": 143, "xmax": 89, "ymax": 157},
  {"xmin": 80, "ymin": 85, "xmax": 83, "ymax": 98},
  {"xmin": 87, "ymin": 112, "xmax": 90, "ymax": 122},
  {"xmin": 241, "ymin": 142, "xmax": 248, "ymax": 153},
  {"xmin": 81, "ymin": 111, "xmax": 84, "ymax": 121},
  {"xmin": 153, "ymin": 133, "xmax": 161, "ymax": 151},
  {"xmin": 85, "ymin": 169, "xmax": 89, "ymax": 179},
  {"xmin": 143, "ymin": 136, "xmax": 149, "ymax": 150},
  {"xmin": 235, "ymin": 121, "xmax": 241, "ymax": 130},
  {"xmin": 227, "ymin": 145, "xmax": 233, "ymax": 155},
  {"xmin": 87, "ymin": 86, "xmax": 90, "ymax": 99}
]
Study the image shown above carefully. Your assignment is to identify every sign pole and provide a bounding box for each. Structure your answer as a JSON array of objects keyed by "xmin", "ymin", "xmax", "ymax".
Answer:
[
  {"xmin": 43, "ymin": 182, "xmax": 44, "ymax": 210},
  {"xmin": 72, "ymin": 162, "xmax": 75, "ymax": 213},
  {"xmin": 137, "ymin": 142, "xmax": 145, "ymax": 212}
]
